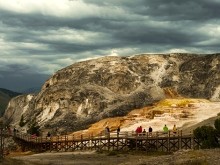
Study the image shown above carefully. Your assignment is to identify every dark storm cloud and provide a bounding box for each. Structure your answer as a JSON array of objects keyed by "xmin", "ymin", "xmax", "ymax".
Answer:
[
  {"xmin": 84, "ymin": 0, "xmax": 220, "ymax": 21},
  {"xmin": 1, "ymin": 1, "xmax": 218, "ymax": 56},
  {"xmin": 0, "ymin": 0, "xmax": 220, "ymax": 91},
  {"xmin": 0, "ymin": 70, "xmax": 50, "ymax": 92},
  {"xmin": 132, "ymin": 0, "xmax": 220, "ymax": 21},
  {"xmin": 1, "ymin": 10, "xmax": 120, "ymax": 55},
  {"xmin": 0, "ymin": 63, "xmax": 50, "ymax": 92}
]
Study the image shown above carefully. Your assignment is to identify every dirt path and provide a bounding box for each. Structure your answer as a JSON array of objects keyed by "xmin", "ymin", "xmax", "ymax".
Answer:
[{"xmin": 2, "ymin": 149, "xmax": 220, "ymax": 165}]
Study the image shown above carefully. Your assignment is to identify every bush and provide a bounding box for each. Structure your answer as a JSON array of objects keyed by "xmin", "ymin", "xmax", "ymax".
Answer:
[
  {"xmin": 180, "ymin": 159, "xmax": 208, "ymax": 165},
  {"xmin": 19, "ymin": 115, "xmax": 25, "ymax": 127},
  {"xmin": 107, "ymin": 151, "xmax": 118, "ymax": 156},
  {"xmin": 193, "ymin": 126, "xmax": 219, "ymax": 149},
  {"xmin": 27, "ymin": 123, "xmax": 40, "ymax": 136},
  {"xmin": 214, "ymin": 118, "xmax": 220, "ymax": 135}
]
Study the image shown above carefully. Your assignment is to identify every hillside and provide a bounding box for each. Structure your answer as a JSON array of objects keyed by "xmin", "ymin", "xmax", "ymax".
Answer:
[
  {"xmin": 72, "ymin": 98, "xmax": 220, "ymax": 137},
  {"xmin": 3, "ymin": 53, "xmax": 220, "ymax": 134},
  {"xmin": 0, "ymin": 88, "xmax": 21, "ymax": 116}
]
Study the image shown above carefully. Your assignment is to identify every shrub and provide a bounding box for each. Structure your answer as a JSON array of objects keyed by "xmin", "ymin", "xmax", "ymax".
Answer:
[
  {"xmin": 107, "ymin": 151, "xmax": 118, "ymax": 156},
  {"xmin": 214, "ymin": 118, "xmax": 220, "ymax": 135},
  {"xmin": 27, "ymin": 122, "xmax": 40, "ymax": 136},
  {"xmin": 193, "ymin": 126, "xmax": 219, "ymax": 149},
  {"xmin": 19, "ymin": 115, "xmax": 25, "ymax": 127}
]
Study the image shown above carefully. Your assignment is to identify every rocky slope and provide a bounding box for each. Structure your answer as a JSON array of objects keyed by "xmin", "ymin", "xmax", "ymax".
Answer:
[
  {"xmin": 72, "ymin": 98, "xmax": 220, "ymax": 138},
  {"xmin": 0, "ymin": 88, "xmax": 21, "ymax": 117},
  {"xmin": 3, "ymin": 53, "xmax": 220, "ymax": 134}
]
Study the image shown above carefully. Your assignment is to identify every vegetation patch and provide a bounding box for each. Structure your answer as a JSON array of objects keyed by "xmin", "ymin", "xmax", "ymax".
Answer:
[
  {"xmin": 96, "ymin": 150, "xmax": 171, "ymax": 157},
  {"xmin": 157, "ymin": 99, "xmax": 209, "ymax": 107},
  {"xmin": 19, "ymin": 115, "xmax": 26, "ymax": 127},
  {"xmin": 107, "ymin": 150, "xmax": 118, "ymax": 156},
  {"xmin": 179, "ymin": 159, "xmax": 208, "ymax": 165},
  {"xmin": 193, "ymin": 118, "xmax": 220, "ymax": 149},
  {"xmin": 27, "ymin": 122, "xmax": 40, "ymax": 136}
]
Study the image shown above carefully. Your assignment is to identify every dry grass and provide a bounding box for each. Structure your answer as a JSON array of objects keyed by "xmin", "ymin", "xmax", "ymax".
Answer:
[{"xmin": 156, "ymin": 98, "xmax": 209, "ymax": 107}]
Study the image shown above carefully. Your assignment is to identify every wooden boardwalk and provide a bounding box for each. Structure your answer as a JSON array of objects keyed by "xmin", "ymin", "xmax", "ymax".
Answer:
[{"xmin": 6, "ymin": 130, "xmax": 201, "ymax": 153}]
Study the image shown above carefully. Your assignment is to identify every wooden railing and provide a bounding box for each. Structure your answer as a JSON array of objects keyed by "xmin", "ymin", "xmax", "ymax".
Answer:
[
  {"xmin": 1, "ymin": 129, "xmax": 200, "ymax": 153},
  {"xmin": 10, "ymin": 130, "xmax": 185, "ymax": 142}
]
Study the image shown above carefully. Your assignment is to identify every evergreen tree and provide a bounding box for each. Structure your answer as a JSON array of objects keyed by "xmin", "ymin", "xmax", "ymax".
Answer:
[
  {"xmin": 19, "ymin": 115, "xmax": 25, "ymax": 127},
  {"xmin": 193, "ymin": 125, "xmax": 219, "ymax": 149},
  {"xmin": 214, "ymin": 118, "xmax": 220, "ymax": 136}
]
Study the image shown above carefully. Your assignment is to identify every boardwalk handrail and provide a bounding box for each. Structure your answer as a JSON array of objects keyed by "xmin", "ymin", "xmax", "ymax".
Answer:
[
  {"xmin": 5, "ymin": 129, "xmax": 190, "ymax": 143},
  {"xmin": 2, "ymin": 128, "xmax": 199, "ymax": 153}
]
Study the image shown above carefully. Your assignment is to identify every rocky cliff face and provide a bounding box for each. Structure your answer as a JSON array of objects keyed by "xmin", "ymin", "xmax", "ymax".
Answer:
[
  {"xmin": 0, "ymin": 88, "xmax": 21, "ymax": 117},
  {"xmin": 3, "ymin": 53, "xmax": 220, "ymax": 133}
]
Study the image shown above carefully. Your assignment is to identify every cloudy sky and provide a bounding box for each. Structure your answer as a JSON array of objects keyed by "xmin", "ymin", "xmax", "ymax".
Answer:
[{"xmin": 0, "ymin": 0, "xmax": 220, "ymax": 92}]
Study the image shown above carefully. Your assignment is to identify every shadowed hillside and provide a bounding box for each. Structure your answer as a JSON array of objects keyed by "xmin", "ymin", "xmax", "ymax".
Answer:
[
  {"xmin": 3, "ymin": 53, "xmax": 220, "ymax": 133},
  {"xmin": 0, "ymin": 88, "xmax": 21, "ymax": 116}
]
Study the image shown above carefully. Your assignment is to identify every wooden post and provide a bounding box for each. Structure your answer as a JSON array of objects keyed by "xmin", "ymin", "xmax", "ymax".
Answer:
[
  {"xmin": 98, "ymin": 133, "xmax": 101, "ymax": 151},
  {"xmin": 72, "ymin": 135, "xmax": 75, "ymax": 151},
  {"xmin": 88, "ymin": 134, "xmax": 90, "ymax": 150},
  {"xmin": 0, "ymin": 127, "xmax": 4, "ymax": 160},
  {"xmin": 168, "ymin": 131, "xmax": 170, "ymax": 152},
  {"xmin": 191, "ymin": 131, "xmax": 194, "ymax": 149},
  {"xmin": 64, "ymin": 135, "xmax": 67, "ymax": 151},
  {"xmin": 180, "ymin": 130, "xmax": 182, "ymax": 150},
  {"xmin": 81, "ymin": 134, "xmax": 83, "ymax": 150},
  {"xmin": 108, "ymin": 132, "xmax": 110, "ymax": 151},
  {"xmin": 156, "ymin": 132, "xmax": 158, "ymax": 150},
  {"xmin": 125, "ymin": 132, "xmax": 128, "ymax": 151},
  {"xmin": 40, "ymin": 136, "xmax": 42, "ymax": 152},
  {"xmin": 49, "ymin": 136, "xmax": 52, "ymax": 152},
  {"xmin": 178, "ymin": 130, "xmax": 180, "ymax": 150},
  {"xmin": 91, "ymin": 134, "xmax": 93, "ymax": 151},
  {"xmin": 117, "ymin": 132, "xmax": 119, "ymax": 151},
  {"xmin": 146, "ymin": 132, "xmax": 148, "ymax": 151},
  {"xmin": 57, "ymin": 136, "xmax": 60, "ymax": 152},
  {"xmin": 135, "ymin": 133, "xmax": 138, "ymax": 151}
]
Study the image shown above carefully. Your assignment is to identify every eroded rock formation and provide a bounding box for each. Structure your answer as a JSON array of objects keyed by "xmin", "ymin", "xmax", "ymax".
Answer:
[{"xmin": 3, "ymin": 53, "xmax": 220, "ymax": 133}]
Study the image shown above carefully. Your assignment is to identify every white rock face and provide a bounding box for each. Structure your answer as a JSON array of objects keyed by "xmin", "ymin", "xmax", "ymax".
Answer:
[
  {"xmin": 3, "ymin": 53, "xmax": 220, "ymax": 133},
  {"xmin": 122, "ymin": 102, "xmax": 220, "ymax": 133},
  {"xmin": 3, "ymin": 94, "xmax": 35, "ymax": 128},
  {"xmin": 210, "ymin": 85, "xmax": 220, "ymax": 101},
  {"xmin": 37, "ymin": 102, "xmax": 59, "ymax": 124}
]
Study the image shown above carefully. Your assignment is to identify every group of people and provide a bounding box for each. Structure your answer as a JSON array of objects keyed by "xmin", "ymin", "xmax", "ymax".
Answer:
[
  {"xmin": 4, "ymin": 126, "xmax": 19, "ymax": 136},
  {"xmin": 163, "ymin": 124, "xmax": 177, "ymax": 134},
  {"xmin": 104, "ymin": 124, "xmax": 177, "ymax": 136},
  {"xmin": 135, "ymin": 124, "xmax": 177, "ymax": 136},
  {"xmin": 105, "ymin": 126, "xmax": 120, "ymax": 135},
  {"xmin": 135, "ymin": 126, "xmax": 153, "ymax": 135}
]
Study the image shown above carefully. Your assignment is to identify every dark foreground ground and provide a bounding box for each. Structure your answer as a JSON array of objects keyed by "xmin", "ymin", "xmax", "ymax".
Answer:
[{"xmin": 1, "ymin": 149, "xmax": 220, "ymax": 165}]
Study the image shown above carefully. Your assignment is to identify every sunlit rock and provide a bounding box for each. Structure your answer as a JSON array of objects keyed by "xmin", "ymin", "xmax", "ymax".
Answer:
[{"xmin": 3, "ymin": 53, "xmax": 220, "ymax": 134}]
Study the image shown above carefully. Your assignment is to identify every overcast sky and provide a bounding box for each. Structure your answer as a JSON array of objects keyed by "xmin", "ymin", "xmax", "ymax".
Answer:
[{"xmin": 0, "ymin": 0, "xmax": 220, "ymax": 92}]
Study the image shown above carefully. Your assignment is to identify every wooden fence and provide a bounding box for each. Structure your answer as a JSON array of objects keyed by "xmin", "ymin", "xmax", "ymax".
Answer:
[{"xmin": 7, "ymin": 130, "xmax": 201, "ymax": 153}]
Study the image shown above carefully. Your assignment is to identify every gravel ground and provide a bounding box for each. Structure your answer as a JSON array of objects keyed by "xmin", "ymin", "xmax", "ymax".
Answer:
[{"xmin": 2, "ymin": 149, "xmax": 220, "ymax": 165}]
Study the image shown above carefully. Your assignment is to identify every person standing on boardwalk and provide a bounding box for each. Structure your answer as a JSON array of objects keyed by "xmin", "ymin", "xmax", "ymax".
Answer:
[
  {"xmin": 139, "ymin": 126, "xmax": 142, "ymax": 133},
  {"xmin": 135, "ymin": 126, "xmax": 142, "ymax": 136},
  {"xmin": 13, "ymin": 127, "xmax": 16, "ymax": 136},
  {"xmin": 135, "ymin": 127, "xmax": 139, "ymax": 134},
  {"xmin": 107, "ymin": 126, "xmax": 110, "ymax": 133},
  {"xmin": 149, "ymin": 126, "xmax": 153, "ymax": 136},
  {"xmin": 7, "ymin": 126, "xmax": 11, "ymax": 135},
  {"xmin": 117, "ymin": 126, "xmax": 120, "ymax": 135},
  {"xmin": 47, "ymin": 132, "xmax": 51, "ymax": 137},
  {"xmin": 163, "ymin": 124, "xmax": 169, "ymax": 133},
  {"xmin": 105, "ymin": 126, "xmax": 110, "ymax": 137},
  {"xmin": 173, "ymin": 124, "xmax": 177, "ymax": 134}
]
